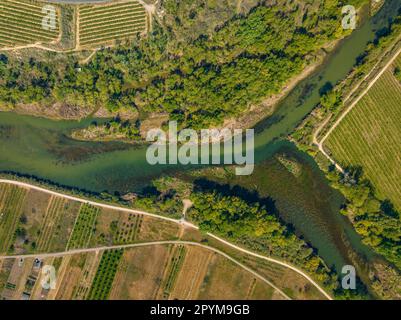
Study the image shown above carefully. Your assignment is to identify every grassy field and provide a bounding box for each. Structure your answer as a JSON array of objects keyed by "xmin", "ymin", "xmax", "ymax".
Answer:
[
  {"xmin": 0, "ymin": 0, "xmax": 60, "ymax": 48},
  {"xmin": 78, "ymin": 0, "xmax": 147, "ymax": 48},
  {"xmin": 326, "ymin": 57, "xmax": 401, "ymax": 210}
]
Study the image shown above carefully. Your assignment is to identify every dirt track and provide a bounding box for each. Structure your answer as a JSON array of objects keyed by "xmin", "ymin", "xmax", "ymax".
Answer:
[{"xmin": 0, "ymin": 179, "xmax": 333, "ymax": 300}]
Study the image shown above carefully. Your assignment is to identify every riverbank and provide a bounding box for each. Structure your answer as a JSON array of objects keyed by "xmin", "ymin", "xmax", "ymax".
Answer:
[{"xmin": 290, "ymin": 5, "xmax": 401, "ymax": 298}]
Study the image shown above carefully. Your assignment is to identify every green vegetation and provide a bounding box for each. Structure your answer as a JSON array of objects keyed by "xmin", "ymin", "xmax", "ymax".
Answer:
[
  {"xmin": 275, "ymin": 154, "xmax": 301, "ymax": 177},
  {"xmin": 394, "ymin": 66, "xmax": 401, "ymax": 82},
  {"xmin": 87, "ymin": 249, "xmax": 123, "ymax": 300},
  {"xmin": 326, "ymin": 70, "xmax": 401, "ymax": 210},
  {"xmin": 71, "ymin": 117, "xmax": 141, "ymax": 142},
  {"xmin": 59, "ymin": 5, "xmax": 76, "ymax": 50},
  {"xmin": 393, "ymin": 55, "xmax": 401, "ymax": 83},
  {"xmin": 291, "ymin": 9, "xmax": 401, "ymax": 297},
  {"xmin": 327, "ymin": 166, "xmax": 401, "ymax": 271},
  {"xmin": 0, "ymin": 0, "xmax": 60, "ymax": 48},
  {"xmin": 189, "ymin": 190, "xmax": 339, "ymax": 290},
  {"xmin": 67, "ymin": 204, "xmax": 100, "ymax": 250},
  {"xmin": 133, "ymin": 181, "xmax": 183, "ymax": 218},
  {"xmin": 322, "ymin": 49, "xmax": 401, "ymax": 274},
  {"xmin": 0, "ymin": 0, "xmax": 364, "ymax": 127}
]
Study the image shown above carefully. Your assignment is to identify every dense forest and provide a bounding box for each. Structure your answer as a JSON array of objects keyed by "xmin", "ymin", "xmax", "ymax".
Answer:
[
  {"xmin": 328, "ymin": 166, "xmax": 401, "ymax": 271},
  {"xmin": 0, "ymin": 0, "xmax": 365, "ymax": 128}
]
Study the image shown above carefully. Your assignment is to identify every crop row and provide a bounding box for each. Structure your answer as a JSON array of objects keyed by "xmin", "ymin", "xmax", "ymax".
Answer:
[
  {"xmin": 327, "ymin": 70, "xmax": 401, "ymax": 209},
  {"xmin": 80, "ymin": 25, "xmax": 145, "ymax": 45},
  {"xmin": 162, "ymin": 245, "xmax": 186, "ymax": 298},
  {"xmin": 113, "ymin": 215, "xmax": 142, "ymax": 245},
  {"xmin": 80, "ymin": 20, "xmax": 145, "ymax": 39},
  {"xmin": 78, "ymin": 1, "xmax": 146, "ymax": 47},
  {"xmin": 79, "ymin": 2, "xmax": 143, "ymax": 15},
  {"xmin": 0, "ymin": 184, "xmax": 27, "ymax": 254},
  {"xmin": 80, "ymin": 12, "xmax": 145, "ymax": 31},
  {"xmin": 87, "ymin": 249, "xmax": 123, "ymax": 300},
  {"xmin": 36, "ymin": 197, "xmax": 66, "ymax": 252},
  {"xmin": 80, "ymin": 6, "xmax": 144, "ymax": 19},
  {"xmin": 0, "ymin": 13, "xmax": 57, "ymax": 37},
  {"xmin": 67, "ymin": 204, "xmax": 100, "ymax": 250},
  {"xmin": 0, "ymin": 0, "xmax": 59, "ymax": 47}
]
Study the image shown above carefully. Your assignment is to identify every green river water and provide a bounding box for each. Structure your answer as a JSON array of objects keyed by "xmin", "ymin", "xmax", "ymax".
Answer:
[{"xmin": 0, "ymin": 1, "xmax": 400, "ymax": 282}]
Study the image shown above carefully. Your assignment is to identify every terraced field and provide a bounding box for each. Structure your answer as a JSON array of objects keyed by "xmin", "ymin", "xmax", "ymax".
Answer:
[
  {"xmin": 0, "ymin": 0, "xmax": 60, "ymax": 48},
  {"xmin": 326, "ymin": 60, "xmax": 401, "ymax": 210},
  {"xmin": 78, "ymin": 0, "xmax": 147, "ymax": 48}
]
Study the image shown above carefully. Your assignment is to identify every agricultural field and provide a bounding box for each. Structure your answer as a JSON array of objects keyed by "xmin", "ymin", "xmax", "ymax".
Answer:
[
  {"xmin": 67, "ymin": 204, "xmax": 100, "ymax": 250},
  {"xmin": 0, "ymin": 184, "xmax": 27, "ymax": 254},
  {"xmin": 106, "ymin": 244, "xmax": 283, "ymax": 300},
  {"xmin": 78, "ymin": 0, "xmax": 147, "ymax": 48},
  {"xmin": 0, "ymin": 183, "xmax": 328, "ymax": 300},
  {"xmin": 0, "ymin": 244, "xmax": 288, "ymax": 300},
  {"xmin": 326, "ymin": 58, "xmax": 401, "ymax": 210},
  {"xmin": 0, "ymin": 183, "xmax": 182, "ymax": 255},
  {"xmin": 241, "ymin": 252, "xmax": 329, "ymax": 300},
  {"xmin": 0, "ymin": 0, "xmax": 148, "ymax": 51},
  {"xmin": 0, "ymin": 0, "xmax": 60, "ymax": 48},
  {"xmin": 36, "ymin": 197, "xmax": 77, "ymax": 253},
  {"xmin": 87, "ymin": 249, "xmax": 123, "ymax": 300},
  {"xmin": 88, "ymin": 207, "xmax": 181, "ymax": 247}
]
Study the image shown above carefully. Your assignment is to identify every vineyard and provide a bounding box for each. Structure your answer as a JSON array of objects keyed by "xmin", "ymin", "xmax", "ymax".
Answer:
[
  {"xmin": 67, "ymin": 203, "xmax": 100, "ymax": 250},
  {"xmin": 87, "ymin": 249, "xmax": 123, "ymax": 300},
  {"xmin": 36, "ymin": 196, "xmax": 66, "ymax": 252},
  {"xmin": 0, "ymin": 184, "xmax": 27, "ymax": 254},
  {"xmin": 326, "ymin": 65, "xmax": 401, "ymax": 210},
  {"xmin": 160, "ymin": 245, "xmax": 186, "ymax": 298},
  {"xmin": 78, "ymin": 0, "xmax": 147, "ymax": 48},
  {"xmin": 0, "ymin": 0, "xmax": 60, "ymax": 48}
]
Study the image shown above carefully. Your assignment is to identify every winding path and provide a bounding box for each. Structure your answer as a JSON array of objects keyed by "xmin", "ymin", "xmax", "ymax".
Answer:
[{"xmin": 0, "ymin": 179, "xmax": 333, "ymax": 300}]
